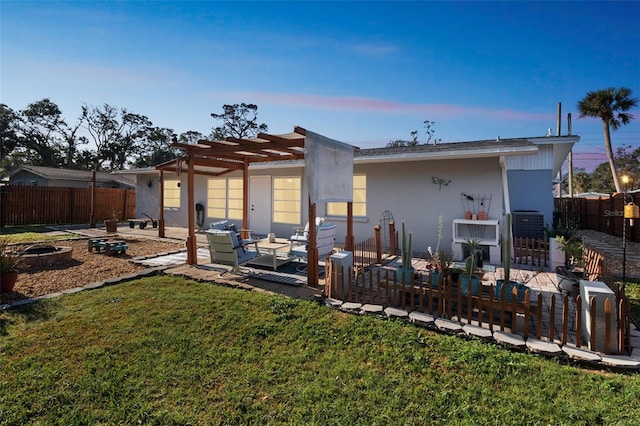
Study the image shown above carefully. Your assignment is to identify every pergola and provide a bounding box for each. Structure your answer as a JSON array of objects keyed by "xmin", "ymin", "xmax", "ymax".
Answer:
[{"xmin": 155, "ymin": 126, "xmax": 358, "ymax": 287}]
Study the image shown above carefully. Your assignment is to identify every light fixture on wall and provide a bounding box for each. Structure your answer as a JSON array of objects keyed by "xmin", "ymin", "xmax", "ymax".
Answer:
[{"xmin": 147, "ymin": 179, "xmax": 153, "ymax": 188}]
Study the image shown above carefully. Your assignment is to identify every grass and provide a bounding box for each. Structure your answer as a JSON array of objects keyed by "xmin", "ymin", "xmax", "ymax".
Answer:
[
  {"xmin": 0, "ymin": 226, "xmax": 77, "ymax": 244},
  {"xmin": 623, "ymin": 279, "xmax": 640, "ymax": 326},
  {"xmin": 1, "ymin": 276, "xmax": 639, "ymax": 425}
]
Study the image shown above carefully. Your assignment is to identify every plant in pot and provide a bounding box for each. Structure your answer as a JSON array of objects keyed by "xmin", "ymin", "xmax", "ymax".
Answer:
[
  {"xmin": 1, "ymin": 237, "xmax": 22, "ymax": 293},
  {"xmin": 544, "ymin": 224, "xmax": 574, "ymax": 271},
  {"xmin": 495, "ymin": 213, "xmax": 528, "ymax": 302},
  {"xmin": 104, "ymin": 210, "xmax": 121, "ymax": 233},
  {"xmin": 397, "ymin": 221, "xmax": 414, "ymax": 285},
  {"xmin": 460, "ymin": 254, "xmax": 480, "ymax": 296},
  {"xmin": 464, "ymin": 237, "xmax": 484, "ymax": 268},
  {"xmin": 426, "ymin": 216, "xmax": 453, "ymax": 287}
]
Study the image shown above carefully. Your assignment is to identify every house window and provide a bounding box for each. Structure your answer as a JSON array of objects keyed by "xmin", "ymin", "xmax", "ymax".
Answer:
[
  {"xmin": 163, "ymin": 179, "xmax": 181, "ymax": 209},
  {"xmin": 327, "ymin": 175, "xmax": 366, "ymax": 217},
  {"xmin": 273, "ymin": 177, "xmax": 301, "ymax": 224},
  {"xmin": 207, "ymin": 178, "xmax": 243, "ymax": 220}
]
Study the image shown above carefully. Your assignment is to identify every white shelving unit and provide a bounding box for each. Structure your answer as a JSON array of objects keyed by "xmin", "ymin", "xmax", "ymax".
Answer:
[{"xmin": 451, "ymin": 219, "xmax": 501, "ymax": 262}]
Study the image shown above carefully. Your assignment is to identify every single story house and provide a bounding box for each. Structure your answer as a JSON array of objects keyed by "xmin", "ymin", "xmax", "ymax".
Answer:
[
  {"xmin": 128, "ymin": 131, "xmax": 579, "ymax": 265},
  {"xmin": 7, "ymin": 165, "xmax": 135, "ymax": 189}
]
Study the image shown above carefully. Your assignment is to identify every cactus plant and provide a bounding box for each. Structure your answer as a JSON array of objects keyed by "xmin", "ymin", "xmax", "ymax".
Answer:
[
  {"xmin": 502, "ymin": 212, "xmax": 512, "ymax": 284},
  {"xmin": 465, "ymin": 254, "xmax": 476, "ymax": 280},
  {"xmin": 400, "ymin": 221, "xmax": 413, "ymax": 270}
]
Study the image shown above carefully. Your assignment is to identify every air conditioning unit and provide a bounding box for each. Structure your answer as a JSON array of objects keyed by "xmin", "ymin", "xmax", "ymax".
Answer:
[{"xmin": 512, "ymin": 210, "xmax": 544, "ymax": 239}]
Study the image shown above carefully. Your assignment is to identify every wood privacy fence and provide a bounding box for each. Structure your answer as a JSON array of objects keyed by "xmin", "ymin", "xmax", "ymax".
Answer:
[
  {"xmin": 0, "ymin": 186, "xmax": 136, "ymax": 227},
  {"xmin": 326, "ymin": 265, "xmax": 633, "ymax": 355},
  {"xmin": 555, "ymin": 193, "xmax": 640, "ymax": 242}
]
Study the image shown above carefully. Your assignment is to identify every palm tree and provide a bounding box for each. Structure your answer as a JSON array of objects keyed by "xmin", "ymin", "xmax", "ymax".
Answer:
[{"xmin": 577, "ymin": 87, "xmax": 638, "ymax": 193}]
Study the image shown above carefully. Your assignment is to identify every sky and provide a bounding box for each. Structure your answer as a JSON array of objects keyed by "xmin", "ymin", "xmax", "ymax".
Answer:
[{"xmin": 1, "ymin": 1, "xmax": 639, "ymax": 172}]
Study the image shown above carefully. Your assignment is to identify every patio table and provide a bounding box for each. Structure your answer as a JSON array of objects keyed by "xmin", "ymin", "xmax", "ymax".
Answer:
[{"xmin": 252, "ymin": 238, "xmax": 292, "ymax": 271}]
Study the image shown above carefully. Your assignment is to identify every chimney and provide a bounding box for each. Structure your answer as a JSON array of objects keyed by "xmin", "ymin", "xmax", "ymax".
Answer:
[{"xmin": 556, "ymin": 102, "xmax": 562, "ymax": 136}]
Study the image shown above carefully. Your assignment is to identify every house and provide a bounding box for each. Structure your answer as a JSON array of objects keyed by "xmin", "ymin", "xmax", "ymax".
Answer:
[
  {"xmin": 7, "ymin": 165, "xmax": 135, "ymax": 189},
  {"xmin": 129, "ymin": 131, "xmax": 579, "ymax": 265}
]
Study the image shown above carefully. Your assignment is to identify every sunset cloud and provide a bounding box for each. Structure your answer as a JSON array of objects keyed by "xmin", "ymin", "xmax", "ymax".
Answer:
[{"xmin": 225, "ymin": 91, "xmax": 555, "ymax": 121}]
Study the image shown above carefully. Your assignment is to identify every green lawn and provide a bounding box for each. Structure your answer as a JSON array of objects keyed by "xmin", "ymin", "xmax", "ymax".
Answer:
[
  {"xmin": 0, "ymin": 226, "xmax": 78, "ymax": 243},
  {"xmin": 1, "ymin": 276, "xmax": 639, "ymax": 425}
]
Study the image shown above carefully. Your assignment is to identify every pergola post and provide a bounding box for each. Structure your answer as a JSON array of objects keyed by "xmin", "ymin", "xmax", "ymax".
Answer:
[
  {"xmin": 345, "ymin": 201, "xmax": 355, "ymax": 251},
  {"xmin": 241, "ymin": 160, "xmax": 250, "ymax": 239},
  {"xmin": 186, "ymin": 156, "xmax": 197, "ymax": 265},
  {"xmin": 307, "ymin": 197, "xmax": 319, "ymax": 287},
  {"xmin": 158, "ymin": 170, "xmax": 165, "ymax": 238}
]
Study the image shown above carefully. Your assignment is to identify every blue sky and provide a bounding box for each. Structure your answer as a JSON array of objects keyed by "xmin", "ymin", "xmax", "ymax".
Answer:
[{"xmin": 2, "ymin": 1, "xmax": 639, "ymax": 171}]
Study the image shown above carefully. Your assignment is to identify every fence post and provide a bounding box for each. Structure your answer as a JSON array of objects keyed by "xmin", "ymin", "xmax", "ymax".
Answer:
[
  {"xmin": 374, "ymin": 225, "xmax": 382, "ymax": 264},
  {"xmin": 388, "ymin": 221, "xmax": 396, "ymax": 256}
]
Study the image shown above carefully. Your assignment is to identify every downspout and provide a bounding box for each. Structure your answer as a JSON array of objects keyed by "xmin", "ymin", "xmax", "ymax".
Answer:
[{"xmin": 500, "ymin": 156, "xmax": 511, "ymax": 214}]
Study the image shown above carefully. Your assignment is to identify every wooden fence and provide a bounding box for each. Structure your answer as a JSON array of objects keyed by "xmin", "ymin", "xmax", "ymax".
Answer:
[
  {"xmin": 327, "ymin": 265, "xmax": 633, "ymax": 355},
  {"xmin": 555, "ymin": 193, "xmax": 640, "ymax": 242},
  {"xmin": 0, "ymin": 185, "xmax": 136, "ymax": 227}
]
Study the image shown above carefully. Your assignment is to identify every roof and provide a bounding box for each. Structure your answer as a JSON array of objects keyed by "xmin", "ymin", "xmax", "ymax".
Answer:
[{"xmin": 8, "ymin": 165, "xmax": 135, "ymax": 187}]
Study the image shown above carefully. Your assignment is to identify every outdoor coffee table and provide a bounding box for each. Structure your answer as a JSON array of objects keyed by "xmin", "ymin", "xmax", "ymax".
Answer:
[{"xmin": 252, "ymin": 238, "xmax": 292, "ymax": 271}]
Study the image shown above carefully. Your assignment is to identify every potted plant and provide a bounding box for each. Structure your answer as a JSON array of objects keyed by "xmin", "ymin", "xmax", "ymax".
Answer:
[
  {"xmin": 1, "ymin": 237, "xmax": 21, "ymax": 293},
  {"xmin": 464, "ymin": 237, "xmax": 484, "ymax": 268},
  {"xmin": 495, "ymin": 213, "xmax": 528, "ymax": 302},
  {"xmin": 460, "ymin": 254, "xmax": 480, "ymax": 296},
  {"xmin": 544, "ymin": 224, "xmax": 574, "ymax": 270},
  {"xmin": 426, "ymin": 216, "xmax": 453, "ymax": 286},
  {"xmin": 104, "ymin": 210, "xmax": 120, "ymax": 233},
  {"xmin": 397, "ymin": 221, "xmax": 414, "ymax": 285}
]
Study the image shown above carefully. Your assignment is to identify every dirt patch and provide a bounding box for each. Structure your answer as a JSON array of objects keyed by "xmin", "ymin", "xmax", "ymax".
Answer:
[{"xmin": 1, "ymin": 237, "xmax": 185, "ymax": 303}]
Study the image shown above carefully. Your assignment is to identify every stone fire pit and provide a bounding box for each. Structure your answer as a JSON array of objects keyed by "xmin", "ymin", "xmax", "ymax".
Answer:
[{"xmin": 19, "ymin": 244, "xmax": 73, "ymax": 268}]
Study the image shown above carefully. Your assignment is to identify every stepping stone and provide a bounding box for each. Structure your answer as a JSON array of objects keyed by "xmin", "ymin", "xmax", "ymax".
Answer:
[
  {"xmin": 409, "ymin": 311, "xmax": 435, "ymax": 327},
  {"xmin": 324, "ymin": 298, "xmax": 343, "ymax": 308},
  {"xmin": 463, "ymin": 324, "xmax": 493, "ymax": 340},
  {"xmin": 562, "ymin": 345, "xmax": 602, "ymax": 363},
  {"xmin": 435, "ymin": 318, "xmax": 463, "ymax": 333},
  {"xmin": 494, "ymin": 331, "xmax": 526, "ymax": 349},
  {"xmin": 526, "ymin": 338, "xmax": 562, "ymax": 356},
  {"xmin": 600, "ymin": 355, "xmax": 640, "ymax": 370},
  {"xmin": 361, "ymin": 304, "xmax": 384, "ymax": 315},
  {"xmin": 340, "ymin": 302, "xmax": 362, "ymax": 313},
  {"xmin": 384, "ymin": 307, "xmax": 409, "ymax": 319}
]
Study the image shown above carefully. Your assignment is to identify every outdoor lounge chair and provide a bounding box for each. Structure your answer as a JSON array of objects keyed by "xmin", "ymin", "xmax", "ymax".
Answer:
[
  {"xmin": 290, "ymin": 223, "xmax": 336, "ymax": 267},
  {"xmin": 205, "ymin": 229, "xmax": 259, "ymax": 275},
  {"xmin": 289, "ymin": 217, "xmax": 325, "ymax": 251}
]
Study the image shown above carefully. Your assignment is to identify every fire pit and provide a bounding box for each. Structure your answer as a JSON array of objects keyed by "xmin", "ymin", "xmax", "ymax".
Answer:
[{"xmin": 20, "ymin": 244, "xmax": 73, "ymax": 268}]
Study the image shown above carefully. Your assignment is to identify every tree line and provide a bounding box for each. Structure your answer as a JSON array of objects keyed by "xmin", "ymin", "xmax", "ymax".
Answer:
[
  {"xmin": 1, "ymin": 88, "xmax": 638, "ymax": 194},
  {"xmin": 0, "ymin": 100, "xmax": 266, "ymax": 174}
]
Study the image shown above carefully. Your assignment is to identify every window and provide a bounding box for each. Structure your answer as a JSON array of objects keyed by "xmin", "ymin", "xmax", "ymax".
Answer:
[
  {"xmin": 163, "ymin": 179, "xmax": 181, "ymax": 208},
  {"xmin": 273, "ymin": 177, "xmax": 301, "ymax": 224},
  {"xmin": 207, "ymin": 178, "xmax": 243, "ymax": 220},
  {"xmin": 327, "ymin": 175, "xmax": 366, "ymax": 216}
]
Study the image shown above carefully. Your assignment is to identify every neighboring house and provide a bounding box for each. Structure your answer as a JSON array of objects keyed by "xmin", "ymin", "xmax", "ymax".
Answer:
[
  {"xmin": 8, "ymin": 165, "xmax": 135, "ymax": 189},
  {"xmin": 130, "ymin": 134, "xmax": 579, "ymax": 265}
]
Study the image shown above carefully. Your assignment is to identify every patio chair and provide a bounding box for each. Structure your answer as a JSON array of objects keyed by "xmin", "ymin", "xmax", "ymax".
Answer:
[
  {"xmin": 290, "ymin": 223, "xmax": 336, "ymax": 269},
  {"xmin": 289, "ymin": 217, "xmax": 324, "ymax": 251},
  {"xmin": 205, "ymin": 229, "xmax": 259, "ymax": 275}
]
